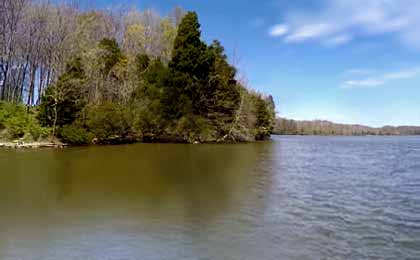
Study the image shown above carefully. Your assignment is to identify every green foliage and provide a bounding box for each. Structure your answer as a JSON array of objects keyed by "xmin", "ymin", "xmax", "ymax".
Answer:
[
  {"xmin": 207, "ymin": 40, "xmax": 241, "ymax": 129},
  {"xmin": 131, "ymin": 58, "xmax": 168, "ymax": 136},
  {"xmin": 59, "ymin": 125, "xmax": 93, "ymax": 145},
  {"xmin": 17, "ymin": 11, "xmax": 276, "ymax": 145},
  {"xmin": 38, "ymin": 57, "xmax": 87, "ymax": 129},
  {"xmin": 135, "ymin": 54, "xmax": 151, "ymax": 75},
  {"xmin": 159, "ymin": 11, "xmax": 242, "ymax": 142},
  {"xmin": 174, "ymin": 115, "xmax": 213, "ymax": 143},
  {"xmin": 252, "ymin": 94, "xmax": 276, "ymax": 140},
  {"xmin": 28, "ymin": 123, "xmax": 51, "ymax": 141},
  {"xmin": 98, "ymin": 38, "xmax": 125, "ymax": 76},
  {"xmin": 85, "ymin": 102, "xmax": 133, "ymax": 142},
  {"xmin": 0, "ymin": 102, "xmax": 50, "ymax": 141},
  {"xmin": 164, "ymin": 11, "xmax": 214, "ymax": 119}
]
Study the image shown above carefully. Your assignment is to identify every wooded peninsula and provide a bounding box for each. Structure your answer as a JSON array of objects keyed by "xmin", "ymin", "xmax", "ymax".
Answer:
[{"xmin": 0, "ymin": 1, "xmax": 276, "ymax": 145}]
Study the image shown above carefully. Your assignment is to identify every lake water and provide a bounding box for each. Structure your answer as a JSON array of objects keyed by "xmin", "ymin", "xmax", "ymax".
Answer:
[{"xmin": 0, "ymin": 136, "xmax": 419, "ymax": 260}]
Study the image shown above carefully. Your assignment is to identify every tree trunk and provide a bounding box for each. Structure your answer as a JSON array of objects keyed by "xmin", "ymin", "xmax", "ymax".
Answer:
[
  {"xmin": 27, "ymin": 64, "xmax": 36, "ymax": 106},
  {"xmin": 1, "ymin": 63, "xmax": 9, "ymax": 100},
  {"xmin": 37, "ymin": 66, "xmax": 44, "ymax": 105}
]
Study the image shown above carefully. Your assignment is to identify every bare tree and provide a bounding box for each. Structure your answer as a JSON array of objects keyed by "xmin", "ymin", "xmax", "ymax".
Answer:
[{"xmin": 0, "ymin": 0, "xmax": 28, "ymax": 101}]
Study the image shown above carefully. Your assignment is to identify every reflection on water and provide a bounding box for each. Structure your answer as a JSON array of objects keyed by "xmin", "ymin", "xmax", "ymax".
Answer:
[
  {"xmin": 0, "ymin": 142, "xmax": 275, "ymax": 260},
  {"xmin": 1, "ymin": 136, "xmax": 420, "ymax": 260}
]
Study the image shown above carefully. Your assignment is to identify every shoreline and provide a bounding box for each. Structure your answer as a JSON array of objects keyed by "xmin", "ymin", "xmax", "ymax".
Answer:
[
  {"xmin": 0, "ymin": 141, "xmax": 68, "ymax": 149},
  {"xmin": 0, "ymin": 136, "xmax": 270, "ymax": 149}
]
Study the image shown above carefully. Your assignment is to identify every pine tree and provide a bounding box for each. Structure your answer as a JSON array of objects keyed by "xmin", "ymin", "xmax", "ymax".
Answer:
[
  {"xmin": 208, "ymin": 40, "xmax": 240, "ymax": 118},
  {"xmin": 163, "ymin": 12, "xmax": 213, "ymax": 119}
]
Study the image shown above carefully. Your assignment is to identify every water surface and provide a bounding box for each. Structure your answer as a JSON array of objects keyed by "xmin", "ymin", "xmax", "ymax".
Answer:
[{"xmin": 0, "ymin": 136, "xmax": 419, "ymax": 259}]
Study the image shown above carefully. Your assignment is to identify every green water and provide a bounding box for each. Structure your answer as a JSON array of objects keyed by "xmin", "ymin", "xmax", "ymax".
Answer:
[
  {"xmin": 1, "ymin": 137, "xmax": 420, "ymax": 259},
  {"xmin": 0, "ymin": 142, "xmax": 273, "ymax": 260}
]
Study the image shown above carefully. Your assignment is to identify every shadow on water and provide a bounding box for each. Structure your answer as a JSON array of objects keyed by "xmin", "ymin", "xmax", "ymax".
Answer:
[{"xmin": 0, "ymin": 142, "xmax": 276, "ymax": 259}]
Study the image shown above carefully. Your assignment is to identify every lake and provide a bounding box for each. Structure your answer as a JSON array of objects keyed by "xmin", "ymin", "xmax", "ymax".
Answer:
[{"xmin": 0, "ymin": 136, "xmax": 419, "ymax": 260}]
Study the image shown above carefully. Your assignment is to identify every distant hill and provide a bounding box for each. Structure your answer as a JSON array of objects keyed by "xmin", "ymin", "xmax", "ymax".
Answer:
[{"xmin": 274, "ymin": 118, "xmax": 420, "ymax": 136}]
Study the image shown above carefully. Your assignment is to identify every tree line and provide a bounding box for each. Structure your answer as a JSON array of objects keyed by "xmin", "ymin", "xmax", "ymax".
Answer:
[
  {"xmin": 274, "ymin": 118, "xmax": 420, "ymax": 136},
  {"xmin": 0, "ymin": 1, "xmax": 275, "ymax": 144},
  {"xmin": 1, "ymin": 0, "xmax": 184, "ymax": 105}
]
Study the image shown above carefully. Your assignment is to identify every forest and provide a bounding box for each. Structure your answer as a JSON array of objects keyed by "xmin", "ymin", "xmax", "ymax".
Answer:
[
  {"xmin": 274, "ymin": 118, "xmax": 420, "ymax": 136},
  {"xmin": 0, "ymin": 0, "xmax": 275, "ymax": 145}
]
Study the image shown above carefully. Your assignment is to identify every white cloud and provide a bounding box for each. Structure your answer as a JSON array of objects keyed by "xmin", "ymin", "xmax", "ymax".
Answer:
[
  {"xmin": 284, "ymin": 23, "xmax": 334, "ymax": 43},
  {"xmin": 323, "ymin": 34, "xmax": 352, "ymax": 47},
  {"xmin": 269, "ymin": 0, "xmax": 420, "ymax": 49},
  {"xmin": 342, "ymin": 67, "xmax": 420, "ymax": 89},
  {"xmin": 268, "ymin": 24, "xmax": 289, "ymax": 36},
  {"xmin": 343, "ymin": 79, "xmax": 385, "ymax": 88},
  {"xmin": 384, "ymin": 68, "xmax": 420, "ymax": 80}
]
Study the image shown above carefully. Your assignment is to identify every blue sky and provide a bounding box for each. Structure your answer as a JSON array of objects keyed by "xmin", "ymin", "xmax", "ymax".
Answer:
[{"xmin": 96, "ymin": 0, "xmax": 420, "ymax": 127}]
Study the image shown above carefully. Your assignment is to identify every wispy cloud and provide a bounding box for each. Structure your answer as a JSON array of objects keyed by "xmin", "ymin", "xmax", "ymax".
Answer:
[
  {"xmin": 268, "ymin": 24, "xmax": 289, "ymax": 36},
  {"xmin": 342, "ymin": 67, "xmax": 420, "ymax": 89},
  {"xmin": 269, "ymin": 0, "xmax": 420, "ymax": 48},
  {"xmin": 343, "ymin": 79, "xmax": 385, "ymax": 88},
  {"xmin": 323, "ymin": 34, "xmax": 352, "ymax": 47}
]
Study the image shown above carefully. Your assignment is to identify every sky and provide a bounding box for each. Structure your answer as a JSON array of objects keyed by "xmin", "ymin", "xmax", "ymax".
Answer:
[{"xmin": 95, "ymin": 0, "xmax": 420, "ymax": 127}]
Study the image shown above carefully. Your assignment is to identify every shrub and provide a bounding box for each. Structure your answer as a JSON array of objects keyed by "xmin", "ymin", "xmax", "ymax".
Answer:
[
  {"xmin": 6, "ymin": 116, "xmax": 27, "ymax": 139},
  {"xmin": 59, "ymin": 125, "xmax": 93, "ymax": 145},
  {"xmin": 29, "ymin": 124, "xmax": 51, "ymax": 141},
  {"xmin": 174, "ymin": 115, "xmax": 214, "ymax": 143},
  {"xmin": 0, "ymin": 102, "xmax": 50, "ymax": 141},
  {"xmin": 85, "ymin": 102, "xmax": 132, "ymax": 142}
]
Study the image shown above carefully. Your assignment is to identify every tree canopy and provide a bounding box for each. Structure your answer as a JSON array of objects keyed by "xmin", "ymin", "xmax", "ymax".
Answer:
[{"xmin": 0, "ymin": 3, "xmax": 276, "ymax": 144}]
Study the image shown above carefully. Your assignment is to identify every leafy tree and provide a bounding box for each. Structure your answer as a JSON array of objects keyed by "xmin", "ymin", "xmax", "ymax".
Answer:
[
  {"xmin": 38, "ymin": 57, "xmax": 87, "ymax": 135},
  {"xmin": 98, "ymin": 38, "xmax": 124, "ymax": 76},
  {"xmin": 131, "ymin": 58, "xmax": 168, "ymax": 137}
]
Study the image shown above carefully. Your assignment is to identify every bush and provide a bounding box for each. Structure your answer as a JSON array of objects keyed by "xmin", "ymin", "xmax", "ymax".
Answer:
[
  {"xmin": 174, "ymin": 115, "xmax": 214, "ymax": 143},
  {"xmin": 85, "ymin": 102, "xmax": 132, "ymax": 142},
  {"xmin": 29, "ymin": 124, "xmax": 51, "ymax": 141},
  {"xmin": 0, "ymin": 102, "xmax": 50, "ymax": 141},
  {"xmin": 59, "ymin": 125, "xmax": 93, "ymax": 145},
  {"xmin": 6, "ymin": 116, "xmax": 27, "ymax": 139}
]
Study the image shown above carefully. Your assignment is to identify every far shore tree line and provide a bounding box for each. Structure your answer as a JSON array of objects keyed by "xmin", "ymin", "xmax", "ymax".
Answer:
[
  {"xmin": 0, "ymin": 0, "xmax": 276, "ymax": 144},
  {"xmin": 274, "ymin": 118, "xmax": 420, "ymax": 136}
]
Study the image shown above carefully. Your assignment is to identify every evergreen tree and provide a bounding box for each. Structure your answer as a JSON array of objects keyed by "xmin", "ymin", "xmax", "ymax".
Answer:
[
  {"xmin": 164, "ymin": 12, "xmax": 213, "ymax": 119},
  {"xmin": 207, "ymin": 40, "xmax": 240, "ymax": 119}
]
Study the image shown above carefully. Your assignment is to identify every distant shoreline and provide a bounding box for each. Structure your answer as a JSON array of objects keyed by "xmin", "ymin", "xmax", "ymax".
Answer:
[
  {"xmin": 274, "ymin": 118, "xmax": 420, "ymax": 136},
  {"xmin": 272, "ymin": 134, "xmax": 420, "ymax": 137}
]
